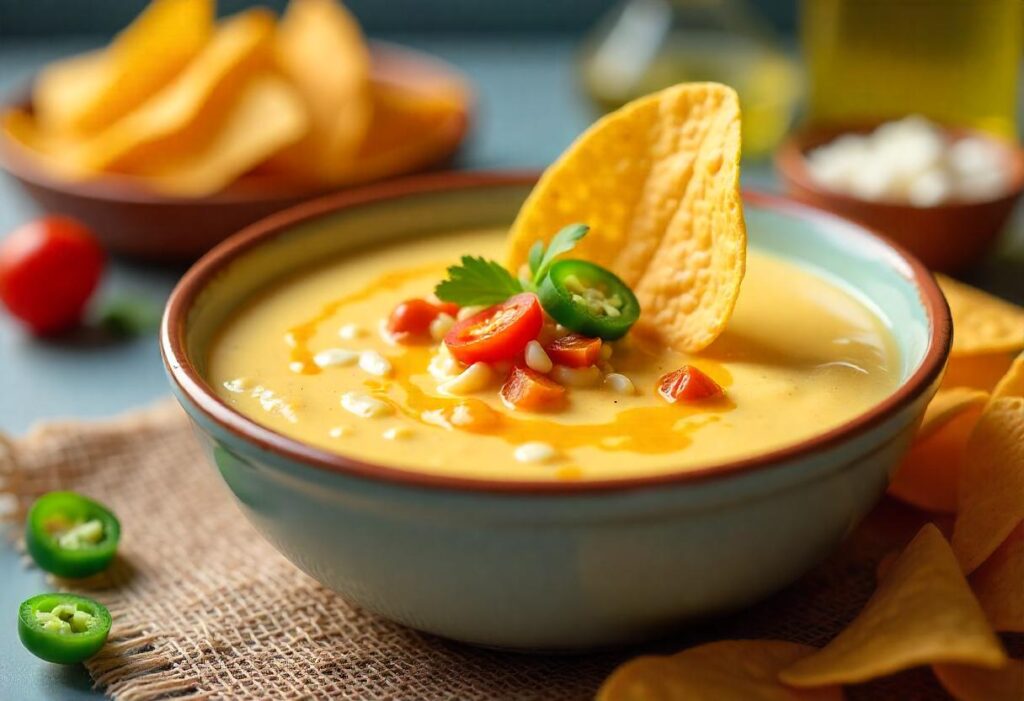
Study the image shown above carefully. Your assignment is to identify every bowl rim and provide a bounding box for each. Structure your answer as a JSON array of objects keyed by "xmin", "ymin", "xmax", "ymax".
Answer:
[
  {"xmin": 775, "ymin": 121, "xmax": 1024, "ymax": 212},
  {"xmin": 161, "ymin": 170, "xmax": 951, "ymax": 495},
  {"xmin": 0, "ymin": 40, "xmax": 473, "ymax": 206}
]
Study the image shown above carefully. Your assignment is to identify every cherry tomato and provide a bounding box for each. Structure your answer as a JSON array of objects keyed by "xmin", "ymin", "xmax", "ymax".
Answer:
[
  {"xmin": 545, "ymin": 334, "xmax": 602, "ymax": 368},
  {"xmin": 657, "ymin": 365, "xmax": 723, "ymax": 403},
  {"xmin": 0, "ymin": 217, "xmax": 104, "ymax": 335},
  {"xmin": 500, "ymin": 366, "xmax": 566, "ymax": 411},
  {"xmin": 444, "ymin": 293, "xmax": 543, "ymax": 364},
  {"xmin": 386, "ymin": 299, "xmax": 458, "ymax": 343}
]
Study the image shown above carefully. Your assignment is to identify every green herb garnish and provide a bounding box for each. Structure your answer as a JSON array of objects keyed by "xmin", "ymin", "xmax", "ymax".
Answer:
[{"xmin": 434, "ymin": 223, "xmax": 590, "ymax": 306}]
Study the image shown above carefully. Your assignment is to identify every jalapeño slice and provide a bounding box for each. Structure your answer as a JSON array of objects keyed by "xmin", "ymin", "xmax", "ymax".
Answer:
[
  {"xmin": 18, "ymin": 593, "xmax": 112, "ymax": 664},
  {"xmin": 537, "ymin": 259, "xmax": 640, "ymax": 340},
  {"xmin": 26, "ymin": 491, "xmax": 120, "ymax": 578}
]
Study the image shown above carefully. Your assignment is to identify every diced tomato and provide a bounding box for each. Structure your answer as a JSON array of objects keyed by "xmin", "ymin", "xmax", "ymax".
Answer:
[
  {"xmin": 545, "ymin": 334, "xmax": 602, "ymax": 368},
  {"xmin": 500, "ymin": 366, "xmax": 566, "ymax": 411},
  {"xmin": 444, "ymin": 293, "xmax": 543, "ymax": 364},
  {"xmin": 0, "ymin": 216, "xmax": 105, "ymax": 335},
  {"xmin": 387, "ymin": 298, "xmax": 455, "ymax": 343},
  {"xmin": 657, "ymin": 365, "xmax": 724, "ymax": 403}
]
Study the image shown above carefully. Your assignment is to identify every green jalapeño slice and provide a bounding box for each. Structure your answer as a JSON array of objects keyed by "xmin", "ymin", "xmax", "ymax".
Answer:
[
  {"xmin": 538, "ymin": 259, "xmax": 640, "ymax": 340},
  {"xmin": 26, "ymin": 491, "xmax": 120, "ymax": 578},
  {"xmin": 18, "ymin": 593, "xmax": 111, "ymax": 664}
]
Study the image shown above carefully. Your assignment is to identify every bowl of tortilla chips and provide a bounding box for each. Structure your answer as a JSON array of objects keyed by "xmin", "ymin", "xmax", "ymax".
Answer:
[{"xmin": 0, "ymin": 0, "xmax": 472, "ymax": 260}]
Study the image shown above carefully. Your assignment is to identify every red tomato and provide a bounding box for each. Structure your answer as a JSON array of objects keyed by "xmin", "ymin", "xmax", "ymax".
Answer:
[
  {"xmin": 387, "ymin": 298, "xmax": 457, "ymax": 343},
  {"xmin": 444, "ymin": 293, "xmax": 543, "ymax": 363},
  {"xmin": 500, "ymin": 366, "xmax": 566, "ymax": 411},
  {"xmin": 0, "ymin": 217, "xmax": 105, "ymax": 335},
  {"xmin": 545, "ymin": 334, "xmax": 602, "ymax": 368},
  {"xmin": 657, "ymin": 365, "xmax": 724, "ymax": 403}
]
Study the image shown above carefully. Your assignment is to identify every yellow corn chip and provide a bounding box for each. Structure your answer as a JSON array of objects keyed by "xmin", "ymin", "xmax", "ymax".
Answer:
[
  {"xmin": 969, "ymin": 521, "xmax": 1023, "ymax": 632},
  {"xmin": 934, "ymin": 660, "xmax": 1024, "ymax": 701},
  {"xmin": 887, "ymin": 388, "xmax": 989, "ymax": 513},
  {"xmin": 598, "ymin": 640, "xmax": 843, "ymax": 701},
  {"xmin": 942, "ymin": 352, "xmax": 1017, "ymax": 392},
  {"xmin": 68, "ymin": 9, "xmax": 276, "ymax": 175},
  {"xmin": 991, "ymin": 352, "xmax": 1024, "ymax": 398},
  {"xmin": 272, "ymin": 0, "xmax": 372, "ymax": 182},
  {"xmin": 34, "ymin": 0, "xmax": 212, "ymax": 135},
  {"xmin": 506, "ymin": 82, "xmax": 745, "ymax": 352},
  {"xmin": 937, "ymin": 275, "xmax": 1024, "ymax": 357},
  {"xmin": 951, "ymin": 374, "xmax": 1024, "ymax": 573},
  {"xmin": 780, "ymin": 524, "xmax": 1006, "ymax": 687},
  {"xmin": 132, "ymin": 74, "xmax": 307, "ymax": 197}
]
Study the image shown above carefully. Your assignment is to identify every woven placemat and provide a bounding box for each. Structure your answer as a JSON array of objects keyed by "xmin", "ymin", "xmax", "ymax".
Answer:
[{"xmin": 0, "ymin": 401, "xmax": 976, "ymax": 699}]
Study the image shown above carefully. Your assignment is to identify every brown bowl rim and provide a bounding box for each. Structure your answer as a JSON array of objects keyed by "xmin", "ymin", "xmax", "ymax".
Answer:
[
  {"xmin": 775, "ymin": 121, "xmax": 1024, "ymax": 213},
  {"xmin": 0, "ymin": 40, "xmax": 474, "ymax": 206},
  {"xmin": 161, "ymin": 170, "xmax": 951, "ymax": 495}
]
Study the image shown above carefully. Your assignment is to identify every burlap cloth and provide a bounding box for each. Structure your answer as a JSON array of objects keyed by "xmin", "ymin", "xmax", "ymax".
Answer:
[{"xmin": 2, "ymin": 400, "xmax": 1014, "ymax": 700}]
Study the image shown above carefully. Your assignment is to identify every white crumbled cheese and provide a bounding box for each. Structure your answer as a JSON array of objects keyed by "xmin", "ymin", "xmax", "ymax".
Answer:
[
  {"xmin": 429, "ymin": 313, "xmax": 455, "ymax": 341},
  {"xmin": 283, "ymin": 332, "xmax": 297, "ymax": 348},
  {"xmin": 314, "ymin": 348, "xmax": 360, "ymax": 369},
  {"xmin": 255, "ymin": 387, "xmax": 299, "ymax": 423},
  {"xmin": 438, "ymin": 362, "xmax": 492, "ymax": 395},
  {"xmin": 551, "ymin": 364, "xmax": 602, "ymax": 388},
  {"xmin": 378, "ymin": 319, "xmax": 398, "ymax": 346},
  {"xmin": 338, "ymin": 323, "xmax": 365, "ymax": 340},
  {"xmin": 289, "ymin": 361, "xmax": 306, "ymax": 373},
  {"xmin": 222, "ymin": 377, "xmax": 254, "ymax": 393},
  {"xmin": 341, "ymin": 392, "xmax": 393, "ymax": 418},
  {"xmin": 456, "ymin": 305, "xmax": 484, "ymax": 321},
  {"xmin": 524, "ymin": 340, "xmax": 553, "ymax": 373},
  {"xmin": 514, "ymin": 442, "xmax": 558, "ymax": 464},
  {"xmin": 359, "ymin": 350, "xmax": 393, "ymax": 377},
  {"xmin": 328, "ymin": 426, "xmax": 351, "ymax": 438},
  {"xmin": 382, "ymin": 426, "xmax": 413, "ymax": 441},
  {"xmin": 428, "ymin": 345, "xmax": 463, "ymax": 379},
  {"xmin": 805, "ymin": 115, "xmax": 1011, "ymax": 205},
  {"xmin": 604, "ymin": 372, "xmax": 636, "ymax": 395}
]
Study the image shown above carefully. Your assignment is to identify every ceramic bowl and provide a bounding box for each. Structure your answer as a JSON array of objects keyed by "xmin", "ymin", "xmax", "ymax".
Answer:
[
  {"xmin": 0, "ymin": 42, "xmax": 472, "ymax": 262},
  {"xmin": 161, "ymin": 172, "xmax": 950, "ymax": 650},
  {"xmin": 775, "ymin": 123, "xmax": 1024, "ymax": 273}
]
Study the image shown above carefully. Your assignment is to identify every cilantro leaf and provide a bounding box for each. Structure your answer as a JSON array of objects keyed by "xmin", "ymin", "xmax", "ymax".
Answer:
[
  {"xmin": 527, "ymin": 240, "xmax": 544, "ymax": 276},
  {"xmin": 531, "ymin": 223, "xmax": 589, "ymax": 286},
  {"xmin": 435, "ymin": 256, "xmax": 524, "ymax": 307}
]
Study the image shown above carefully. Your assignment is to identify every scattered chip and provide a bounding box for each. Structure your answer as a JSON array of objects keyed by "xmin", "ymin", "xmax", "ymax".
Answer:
[
  {"xmin": 950, "ymin": 390, "xmax": 1024, "ymax": 573},
  {"xmin": 937, "ymin": 275, "xmax": 1024, "ymax": 357},
  {"xmin": 887, "ymin": 388, "xmax": 988, "ymax": 513},
  {"xmin": 942, "ymin": 352, "xmax": 1017, "ymax": 392},
  {"xmin": 506, "ymin": 82, "xmax": 745, "ymax": 353},
  {"xmin": 969, "ymin": 520, "xmax": 1023, "ymax": 632},
  {"xmin": 780, "ymin": 524, "xmax": 1006, "ymax": 687},
  {"xmin": 33, "ymin": 0, "xmax": 212, "ymax": 136},
  {"xmin": 934, "ymin": 660, "xmax": 1024, "ymax": 701},
  {"xmin": 135, "ymin": 74, "xmax": 307, "ymax": 197},
  {"xmin": 75, "ymin": 9, "xmax": 276, "ymax": 175},
  {"xmin": 597, "ymin": 640, "xmax": 843, "ymax": 701},
  {"xmin": 991, "ymin": 352, "xmax": 1024, "ymax": 399},
  {"xmin": 272, "ymin": 0, "xmax": 372, "ymax": 182}
]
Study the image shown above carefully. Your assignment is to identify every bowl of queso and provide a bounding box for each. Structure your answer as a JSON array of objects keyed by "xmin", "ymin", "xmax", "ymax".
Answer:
[{"xmin": 162, "ymin": 172, "xmax": 950, "ymax": 650}]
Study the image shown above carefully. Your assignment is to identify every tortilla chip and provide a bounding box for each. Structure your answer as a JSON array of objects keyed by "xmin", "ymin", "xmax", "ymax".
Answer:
[
  {"xmin": 272, "ymin": 0, "xmax": 372, "ymax": 182},
  {"xmin": 598, "ymin": 640, "xmax": 843, "ymax": 701},
  {"xmin": 951, "ymin": 388, "xmax": 1024, "ymax": 574},
  {"xmin": 937, "ymin": 275, "xmax": 1024, "ymax": 357},
  {"xmin": 934, "ymin": 660, "xmax": 1024, "ymax": 701},
  {"xmin": 991, "ymin": 352, "xmax": 1024, "ymax": 398},
  {"xmin": 942, "ymin": 352, "xmax": 1017, "ymax": 392},
  {"xmin": 780, "ymin": 524, "xmax": 1006, "ymax": 687},
  {"xmin": 133, "ymin": 74, "xmax": 307, "ymax": 197},
  {"xmin": 506, "ymin": 82, "xmax": 745, "ymax": 353},
  {"xmin": 33, "ymin": 0, "xmax": 212, "ymax": 136},
  {"xmin": 887, "ymin": 388, "xmax": 989, "ymax": 513},
  {"xmin": 969, "ymin": 520, "xmax": 1023, "ymax": 632},
  {"xmin": 69, "ymin": 9, "xmax": 276, "ymax": 175}
]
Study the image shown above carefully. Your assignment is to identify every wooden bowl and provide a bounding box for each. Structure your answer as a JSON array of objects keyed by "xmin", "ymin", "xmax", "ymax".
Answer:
[
  {"xmin": 0, "ymin": 42, "xmax": 473, "ymax": 262},
  {"xmin": 775, "ymin": 123, "xmax": 1024, "ymax": 273}
]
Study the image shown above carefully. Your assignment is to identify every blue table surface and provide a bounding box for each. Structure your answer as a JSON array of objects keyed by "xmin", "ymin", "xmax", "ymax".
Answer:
[{"xmin": 0, "ymin": 34, "xmax": 1021, "ymax": 700}]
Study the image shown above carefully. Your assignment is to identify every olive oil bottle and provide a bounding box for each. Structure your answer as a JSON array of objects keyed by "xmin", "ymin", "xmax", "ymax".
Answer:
[{"xmin": 802, "ymin": 0, "xmax": 1021, "ymax": 137}]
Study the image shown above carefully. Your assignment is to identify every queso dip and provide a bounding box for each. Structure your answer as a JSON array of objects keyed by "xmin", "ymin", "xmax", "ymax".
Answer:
[{"xmin": 208, "ymin": 229, "xmax": 900, "ymax": 481}]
